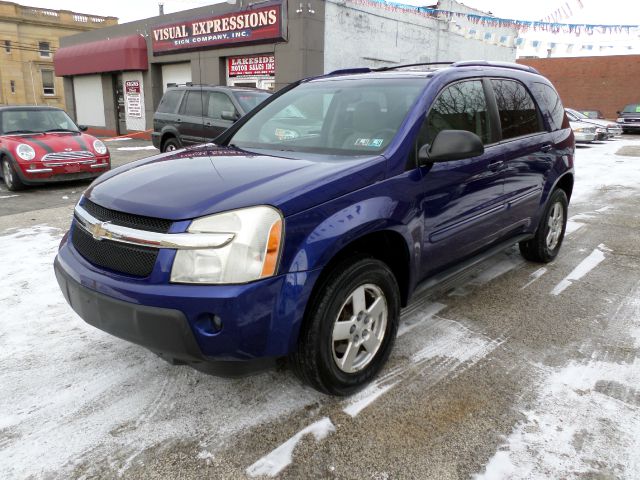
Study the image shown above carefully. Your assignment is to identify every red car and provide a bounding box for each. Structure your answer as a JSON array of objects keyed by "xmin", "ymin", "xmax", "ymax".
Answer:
[{"xmin": 0, "ymin": 106, "xmax": 110, "ymax": 191}]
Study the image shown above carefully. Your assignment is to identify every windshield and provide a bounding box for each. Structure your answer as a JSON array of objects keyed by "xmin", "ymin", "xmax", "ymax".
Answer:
[
  {"xmin": 228, "ymin": 78, "xmax": 428, "ymax": 155},
  {"xmin": 567, "ymin": 108, "xmax": 588, "ymax": 120},
  {"xmin": 0, "ymin": 109, "xmax": 79, "ymax": 134},
  {"xmin": 232, "ymin": 91, "xmax": 271, "ymax": 113},
  {"xmin": 622, "ymin": 104, "xmax": 640, "ymax": 113}
]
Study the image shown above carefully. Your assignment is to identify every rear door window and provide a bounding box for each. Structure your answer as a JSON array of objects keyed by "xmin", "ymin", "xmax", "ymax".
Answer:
[
  {"xmin": 491, "ymin": 79, "xmax": 542, "ymax": 139},
  {"xmin": 182, "ymin": 91, "xmax": 204, "ymax": 117}
]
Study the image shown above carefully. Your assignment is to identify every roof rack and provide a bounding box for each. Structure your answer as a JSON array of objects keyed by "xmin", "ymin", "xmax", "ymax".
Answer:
[
  {"xmin": 451, "ymin": 60, "xmax": 541, "ymax": 74},
  {"xmin": 165, "ymin": 82, "xmax": 217, "ymax": 88},
  {"xmin": 375, "ymin": 61, "xmax": 454, "ymax": 71}
]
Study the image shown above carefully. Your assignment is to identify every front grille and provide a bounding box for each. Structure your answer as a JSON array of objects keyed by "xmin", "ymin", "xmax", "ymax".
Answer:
[
  {"xmin": 83, "ymin": 198, "xmax": 172, "ymax": 233},
  {"xmin": 71, "ymin": 223, "xmax": 158, "ymax": 277},
  {"xmin": 42, "ymin": 151, "xmax": 95, "ymax": 162}
]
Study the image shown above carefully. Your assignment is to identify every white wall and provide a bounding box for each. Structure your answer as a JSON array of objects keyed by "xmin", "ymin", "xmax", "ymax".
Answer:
[
  {"xmin": 73, "ymin": 75, "xmax": 105, "ymax": 127},
  {"xmin": 161, "ymin": 63, "xmax": 192, "ymax": 92},
  {"xmin": 323, "ymin": 0, "xmax": 517, "ymax": 73}
]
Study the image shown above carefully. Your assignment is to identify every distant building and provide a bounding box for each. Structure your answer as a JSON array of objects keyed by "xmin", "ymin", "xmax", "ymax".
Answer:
[{"xmin": 0, "ymin": 1, "xmax": 117, "ymax": 109}]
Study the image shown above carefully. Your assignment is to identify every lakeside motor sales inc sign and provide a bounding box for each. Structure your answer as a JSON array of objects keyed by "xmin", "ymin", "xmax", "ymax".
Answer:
[
  {"xmin": 151, "ymin": 4, "xmax": 284, "ymax": 54},
  {"xmin": 228, "ymin": 54, "xmax": 275, "ymax": 77}
]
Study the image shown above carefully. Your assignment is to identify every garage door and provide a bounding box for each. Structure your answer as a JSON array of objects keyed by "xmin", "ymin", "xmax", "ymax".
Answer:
[
  {"xmin": 73, "ymin": 75, "xmax": 105, "ymax": 127},
  {"xmin": 161, "ymin": 63, "xmax": 192, "ymax": 92}
]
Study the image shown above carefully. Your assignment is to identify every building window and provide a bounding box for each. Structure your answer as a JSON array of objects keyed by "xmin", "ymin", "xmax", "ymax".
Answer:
[
  {"xmin": 10, "ymin": 80, "xmax": 16, "ymax": 93},
  {"xmin": 4, "ymin": 40, "xmax": 10, "ymax": 53},
  {"xmin": 38, "ymin": 41, "xmax": 51, "ymax": 57},
  {"xmin": 41, "ymin": 70, "xmax": 55, "ymax": 95}
]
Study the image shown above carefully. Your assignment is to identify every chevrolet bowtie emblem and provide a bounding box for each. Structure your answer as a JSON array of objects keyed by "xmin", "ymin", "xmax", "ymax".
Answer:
[{"xmin": 91, "ymin": 221, "xmax": 111, "ymax": 241}]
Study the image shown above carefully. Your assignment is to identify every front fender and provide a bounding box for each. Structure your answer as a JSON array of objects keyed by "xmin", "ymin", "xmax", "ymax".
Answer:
[{"xmin": 282, "ymin": 195, "xmax": 414, "ymax": 274}]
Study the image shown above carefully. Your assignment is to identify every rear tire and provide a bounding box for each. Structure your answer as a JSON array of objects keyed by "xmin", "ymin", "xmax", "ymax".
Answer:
[
  {"xmin": 1, "ymin": 157, "xmax": 25, "ymax": 191},
  {"xmin": 519, "ymin": 189, "xmax": 568, "ymax": 263},
  {"xmin": 290, "ymin": 257, "xmax": 400, "ymax": 396},
  {"xmin": 162, "ymin": 137, "xmax": 180, "ymax": 153}
]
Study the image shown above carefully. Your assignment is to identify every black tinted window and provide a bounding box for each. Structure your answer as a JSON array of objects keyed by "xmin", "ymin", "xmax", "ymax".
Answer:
[
  {"xmin": 492, "ymin": 80, "xmax": 542, "ymax": 139},
  {"xmin": 423, "ymin": 80, "xmax": 491, "ymax": 145},
  {"xmin": 157, "ymin": 90, "xmax": 183, "ymax": 114},
  {"xmin": 182, "ymin": 91, "xmax": 204, "ymax": 117},
  {"xmin": 532, "ymin": 83, "xmax": 565, "ymax": 130},
  {"xmin": 207, "ymin": 93, "xmax": 236, "ymax": 120}
]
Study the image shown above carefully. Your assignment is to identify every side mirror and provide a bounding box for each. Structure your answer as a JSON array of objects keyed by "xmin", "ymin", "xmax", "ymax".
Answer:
[
  {"xmin": 418, "ymin": 130, "xmax": 484, "ymax": 164},
  {"xmin": 78, "ymin": 125, "xmax": 88, "ymax": 132},
  {"xmin": 221, "ymin": 110, "xmax": 240, "ymax": 122},
  {"xmin": 616, "ymin": 111, "xmax": 621, "ymax": 115}
]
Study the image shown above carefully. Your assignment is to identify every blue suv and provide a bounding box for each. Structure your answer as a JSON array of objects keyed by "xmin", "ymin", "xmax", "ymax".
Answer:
[{"xmin": 54, "ymin": 61, "xmax": 574, "ymax": 395}]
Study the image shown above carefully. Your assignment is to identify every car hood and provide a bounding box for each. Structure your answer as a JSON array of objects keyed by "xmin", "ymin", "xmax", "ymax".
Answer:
[
  {"xmin": 85, "ymin": 145, "xmax": 386, "ymax": 220},
  {"xmin": 1, "ymin": 132, "xmax": 97, "ymax": 157},
  {"xmin": 569, "ymin": 121, "xmax": 595, "ymax": 130},
  {"xmin": 579, "ymin": 118, "xmax": 616, "ymax": 128}
]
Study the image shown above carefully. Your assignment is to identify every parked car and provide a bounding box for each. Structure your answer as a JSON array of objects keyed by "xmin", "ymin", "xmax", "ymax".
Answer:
[
  {"xmin": 580, "ymin": 110, "xmax": 605, "ymax": 120},
  {"xmin": 55, "ymin": 61, "xmax": 574, "ymax": 395},
  {"xmin": 0, "ymin": 106, "xmax": 110, "ymax": 191},
  {"xmin": 565, "ymin": 108, "xmax": 621, "ymax": 139},
  {"xmin": 616, "ymin": 103, "xmax": 640, "ymax": 134},
  {"xmin": 569, "ymin": 120, "xmax": 597, "ymax": 143},
  {"xmin": 152, "ymin": 83, "xmax": 271, "ymax": 152}
]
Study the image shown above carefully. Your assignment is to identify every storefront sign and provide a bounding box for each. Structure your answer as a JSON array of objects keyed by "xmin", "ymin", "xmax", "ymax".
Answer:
[
  {"xmin": 125, "ymin": 80, "xmax": 141, "ymax": 94},
  {"xmin": 125, "ymin": 80, "xmax": 142, "ymax": 118},
  {"xmin": 151, "ymin": 4, "xmax": 284, "ymax": 55},
  {"xmin": 228, "ymin": 54, "xmax": 275, "ymax": 77}
]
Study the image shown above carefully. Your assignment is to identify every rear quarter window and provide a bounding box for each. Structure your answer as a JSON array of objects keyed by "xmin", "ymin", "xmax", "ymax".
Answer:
[
  {"xmin": 156, "ymin": 90, "xmax": 183, "ymax": 114},
  {"xmin": 531, "ymin": 82, "xmax": 566, "ymax": 131}
]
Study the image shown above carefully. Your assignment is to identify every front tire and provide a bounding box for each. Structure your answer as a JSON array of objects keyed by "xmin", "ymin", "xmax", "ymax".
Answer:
[
  {"xmin": 1, "ymin": 157, "xmax": 25, "ymax": 191},
  {"xmin": 519, "ymin": 189, "xmax": 568, "ymax": 263},
  {"xmin": 291, "ymin": 257, "xmax": 400, "ymax": 396}
]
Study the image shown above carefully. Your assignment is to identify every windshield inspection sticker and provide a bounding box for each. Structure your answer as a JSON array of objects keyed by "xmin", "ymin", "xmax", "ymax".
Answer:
[{"xmin": 354, "ymin": 138, "xmax": 384, "ymax": 147}]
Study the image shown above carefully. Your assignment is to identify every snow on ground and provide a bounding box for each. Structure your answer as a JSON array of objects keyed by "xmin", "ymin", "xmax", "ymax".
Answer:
[
  {"xmin": 475, "ymin": 138, "xmax": 640, "ymax": 479},
  {"xmin": 571, "ymin": 140, "xmax": 640, "ymax": 204},
  {"xmin": 0, "ymin": 226, "xmax": 322, "ymax": 478}
]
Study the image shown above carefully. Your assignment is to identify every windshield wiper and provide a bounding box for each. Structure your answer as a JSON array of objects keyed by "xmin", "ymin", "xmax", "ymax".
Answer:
[
  {"xmin": 3, "ymin": 129, "xmax": 39, "ymax": 134},
  {"xmin": 44, "ymin": 128, "xmax": 78, "ymax": 133}
]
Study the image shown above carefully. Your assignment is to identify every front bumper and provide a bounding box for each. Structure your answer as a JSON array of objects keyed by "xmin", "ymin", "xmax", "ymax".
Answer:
[
  {"xmin": 15, "ymin": 155, "xmax": 111, "ymax": 184},
  {"xmin": 54, "ymin": 234, "xmax": 321, "ymax": 371},
  {"xmin": 618, "ymin": 121, "xmax": 640, "ymax": 131},
  {"xmin": 574, "ymin": 131, "xmax": 596, "ymax": 143}
]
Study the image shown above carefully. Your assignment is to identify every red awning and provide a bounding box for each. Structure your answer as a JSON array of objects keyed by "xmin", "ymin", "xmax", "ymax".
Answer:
[{"xmin": 54, "ymin": 34, "xmax": 148, "ymax": 76}]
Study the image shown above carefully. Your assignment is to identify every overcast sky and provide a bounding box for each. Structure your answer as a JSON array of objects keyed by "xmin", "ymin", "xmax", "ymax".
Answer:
[{"xmin": 20, "ymin": 0, "xmax": 640, "ymax": 24}]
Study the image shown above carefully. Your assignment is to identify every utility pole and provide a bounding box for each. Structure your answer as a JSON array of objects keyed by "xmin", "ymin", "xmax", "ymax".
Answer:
[{"xmin": 158, "ymin": 2, "xmax": 164, "ymax": 15}]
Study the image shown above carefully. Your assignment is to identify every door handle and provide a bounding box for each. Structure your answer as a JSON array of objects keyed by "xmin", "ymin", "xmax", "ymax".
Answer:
[
  {"xmin": 176, "ymin": 118, "xmax": 182, "ymax": 123},
  {"xmin": 540, "ymin": 144, "xmax": 552, "ymax": 153}
]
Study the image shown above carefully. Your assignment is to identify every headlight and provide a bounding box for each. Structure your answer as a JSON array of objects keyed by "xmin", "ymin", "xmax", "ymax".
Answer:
[
  {"xmin": 170, "ymin": 206, "xmax": 283, "ymax": 284},
  {"xmin": 596, "ymin": 127, "xmax": 606, "ymax": 133},
  {"xmin": 617, "ymin": 118, "xmax": 624, "ymax": 123},
  {"xmin": 16, "ymin": 143, "xmax": 36, "ymax": 161},
  {"xmin": 93, "ymin": 139, "xmax": 108, "ymax": 155}
]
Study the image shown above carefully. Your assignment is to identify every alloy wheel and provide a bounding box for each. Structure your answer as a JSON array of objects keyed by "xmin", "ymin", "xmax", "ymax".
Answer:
[
  {"xmin": 331, "ymin": 283, "xmax": 388, "ymax": 373},
  {"xmin": 546, "ymin": 202, "xmax": 564, "ymax": 250}
]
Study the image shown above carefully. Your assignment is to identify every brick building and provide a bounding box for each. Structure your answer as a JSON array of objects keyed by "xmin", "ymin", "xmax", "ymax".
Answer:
[
  {"xmin": 0, "ymin": 1, "xmax": 117, "ymax": 109},
  {"xmin": 517, "ymin": 55, "xmax": 640, "ymax": 119}
]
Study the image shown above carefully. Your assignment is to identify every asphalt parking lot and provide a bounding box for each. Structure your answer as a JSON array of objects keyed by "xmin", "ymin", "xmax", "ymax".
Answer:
[{"xmin": 1, "ymin": 136, "xmax": 640, "ymax": 479}]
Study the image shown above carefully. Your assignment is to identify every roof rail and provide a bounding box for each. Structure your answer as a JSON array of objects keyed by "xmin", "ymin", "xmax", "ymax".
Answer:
[
  {"xmin": 166, "ymin": 82, "xmax": 217, "ymax": 88},
  {"xmin": 328, "ymin": 67, "xmax": 373, "ymax": 75},
  {"xmin": 374, "ymin": 61, "xmax": 454, "ymax": 71},
  {"xmin": 452, "ymin": 60, "xmax": 541, "ymax": 74}
]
